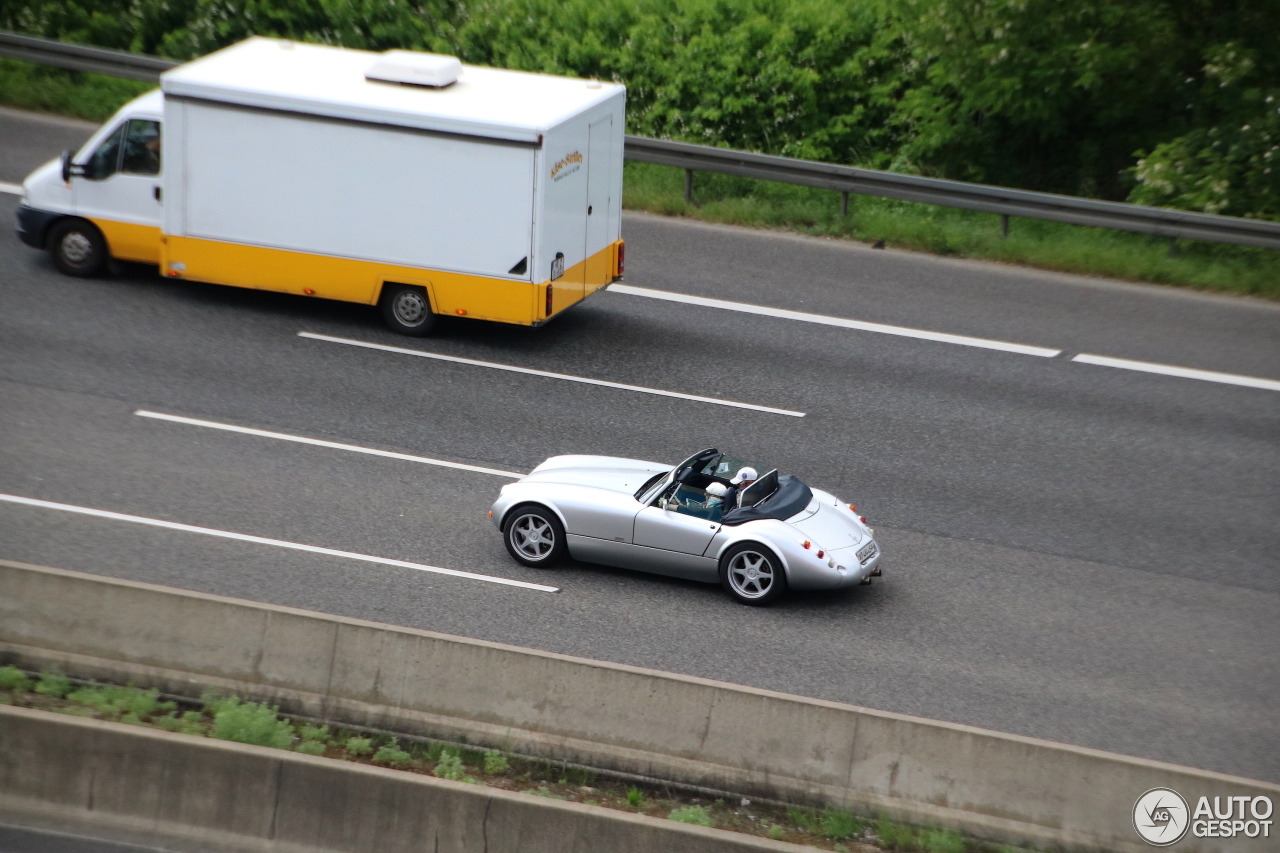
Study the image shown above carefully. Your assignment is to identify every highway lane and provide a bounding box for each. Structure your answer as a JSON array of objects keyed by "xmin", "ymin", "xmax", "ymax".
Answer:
[{"xmin": 1, "ymin": 108, "xmax": 1278, "ymax": 786}]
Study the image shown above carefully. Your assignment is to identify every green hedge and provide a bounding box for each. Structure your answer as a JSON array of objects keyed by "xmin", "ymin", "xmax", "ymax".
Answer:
[{"xmin": 2, "ymin": 0, "xmax": 1275, "ymax": 219}]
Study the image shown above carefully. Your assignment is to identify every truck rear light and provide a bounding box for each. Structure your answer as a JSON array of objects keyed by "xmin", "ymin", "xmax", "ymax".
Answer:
[
  {"xmin": 546, "ymin": 284, "xmax": 554, "ymax": 316},
  {"xmin": 617, "ymin": 242, "xmax": 625, "ymax": 275}
]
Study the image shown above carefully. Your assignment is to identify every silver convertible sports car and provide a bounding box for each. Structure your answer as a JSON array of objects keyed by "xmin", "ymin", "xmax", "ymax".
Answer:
[{"xmin": 488, "ymin": 449, "xmax": 882, "ymax": 605}]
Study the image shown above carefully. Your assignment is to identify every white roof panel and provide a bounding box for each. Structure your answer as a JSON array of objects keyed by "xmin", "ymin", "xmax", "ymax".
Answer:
[{"xmin": 160, "ymin": 38, "xmax": 624, "ymax": 143}]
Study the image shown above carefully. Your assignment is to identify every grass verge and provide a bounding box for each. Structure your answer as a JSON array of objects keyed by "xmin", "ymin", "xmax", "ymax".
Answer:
[
  {"xmin": 0, "ymin": 58, "xmax": 153, "ymax": 123},
  {"xmin": 0, "ymin": 665, "xmax": 1029, "ymax": 853},
  {"xmin": 623, "ymin": 162, "xmax": 1280, "ymax": 301},
  {"xmin": 4, "ymin": 56, "xmax": 1272, "ymax": 300}
]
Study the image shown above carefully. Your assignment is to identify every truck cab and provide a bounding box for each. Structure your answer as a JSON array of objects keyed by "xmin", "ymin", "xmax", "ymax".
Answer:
[{"xmin": 19, "ymin": 89, "xmax": 165, "ymax": 275}]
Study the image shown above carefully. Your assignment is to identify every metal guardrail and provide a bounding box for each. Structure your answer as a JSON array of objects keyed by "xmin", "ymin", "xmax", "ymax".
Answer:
[
  {"xmin": 5, "ymin": 30, "xmax": 1279, "ymax": 251},
  {"xmin": 0, "ymin": 31, "xmax": 176, "ymax": 81}
]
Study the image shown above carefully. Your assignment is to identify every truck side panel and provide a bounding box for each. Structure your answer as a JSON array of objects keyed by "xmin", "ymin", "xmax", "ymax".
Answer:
[{"xmin": 169, "ymin": 100, "xmax": 537, "ymax": 282}]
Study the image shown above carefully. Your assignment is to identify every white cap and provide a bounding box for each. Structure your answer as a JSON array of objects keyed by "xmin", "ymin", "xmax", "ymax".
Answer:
[
  {"xmin": 730, "ymin": 467, "xmax": 758, "ymax": 485},
  {"xmin": 705, "ymin": 482, "xmax": 728, "ymax": 496}
]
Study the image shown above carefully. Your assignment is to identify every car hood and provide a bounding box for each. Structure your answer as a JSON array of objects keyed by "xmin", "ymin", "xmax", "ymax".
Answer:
[
  {"xmin": 788, "ymin": 502, "xmax": 864, "ymax": 550},
  {"xmin": 522, "ymin": 456, "xmax": 669, "ymax": 494}
]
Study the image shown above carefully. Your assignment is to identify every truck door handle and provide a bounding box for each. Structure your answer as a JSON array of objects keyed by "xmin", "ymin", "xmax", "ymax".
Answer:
[{"xmin": 153, "ymin": 186, "xmax": 162, "ymax": 201}]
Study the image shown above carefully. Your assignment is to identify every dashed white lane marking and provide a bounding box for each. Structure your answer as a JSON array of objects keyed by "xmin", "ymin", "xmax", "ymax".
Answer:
[
  {"xmin": 0, "ymin": 493, "xmax": 560, "ymax": 594},
  {"xmin": 609, "ymin": 284, "xmax": 1063, "ymax": 358},
  {"xmin": 1072, "ymin": 354, "xmax": 1280, "ymax": 392},
  {"xmin": 298, "ymin": 331, "xmax": 807, "ymax": 418},
  {"xmin": 0, "ymin": 182, "xmax": 22, "ymax": 195},
  {"xmin": 135, "ymin": 410, "xmax": 525, "ymax": 478}
]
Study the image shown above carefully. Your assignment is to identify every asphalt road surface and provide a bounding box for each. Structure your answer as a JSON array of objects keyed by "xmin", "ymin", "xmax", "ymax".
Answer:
[{"xmin": 2, "ymin": 108, "xmax": 1277, "ymax": 793}]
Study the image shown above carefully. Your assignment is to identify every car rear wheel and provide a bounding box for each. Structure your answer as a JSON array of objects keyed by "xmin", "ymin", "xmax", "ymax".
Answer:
[
  {"xmin": 503, "ymin": 505, "xmax": 566, "ymax": 567},
  {"xmin": 379, "ymin": 283, "xmax": 436, "ymax": 336},
  {"xmin": 48, "ymin": 218, "xmax": 107, "ymax": 277},
  {"xmin": 719, "ymin": 544, "xmax": 787, "ymax": 605}
]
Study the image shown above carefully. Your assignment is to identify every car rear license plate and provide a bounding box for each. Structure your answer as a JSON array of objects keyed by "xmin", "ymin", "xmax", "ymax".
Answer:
[{"xmin": 857, "ymin": 541, "xmax": 877, "ymax": 563}]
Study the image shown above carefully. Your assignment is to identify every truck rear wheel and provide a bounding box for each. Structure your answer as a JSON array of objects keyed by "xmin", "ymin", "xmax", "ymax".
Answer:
[
  {"xmin": 379, "ymin": 283, "xmax": 437, "ymax": 336},
  {"xmin": 48, "ymin": 218, "xmax": 107, "ymax": 277}
]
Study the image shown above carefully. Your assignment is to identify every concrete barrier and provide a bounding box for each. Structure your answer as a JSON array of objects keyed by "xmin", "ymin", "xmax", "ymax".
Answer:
[
  {"xmin": 0, "ymin": 705, "xmax": 797, "ymax": 853},
  {"xmin": 1, "ymin": 559, "xmax": 1275, "ymax": 852}
]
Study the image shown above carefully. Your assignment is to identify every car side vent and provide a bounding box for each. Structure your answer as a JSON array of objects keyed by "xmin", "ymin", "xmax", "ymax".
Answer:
[
  {"xmin": 508, "ymin": 256, "xmax": 528, "ymax": 275},
  {"xmin": 366, "ymin": 51, "xmax": 461, "ymax": 88}
]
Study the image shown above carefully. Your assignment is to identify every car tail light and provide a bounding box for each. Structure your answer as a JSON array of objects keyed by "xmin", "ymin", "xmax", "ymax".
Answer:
[
  {"xmin": 546, "ymin": 284, "xmax": 554, "ymax": 316},
  {"xmin": 802, "ymin": 541, "xmax": 811, "ymax": 549},
  {"xmin": 861, "ymin": 516, "xmax": 867, "ymax": 523},
  {"xmin": 487, "ymin": 510, "xmax": 493, "ymax": 517},
  {"xmin": 617, "ymin": 241, "xmax": 625, "ymax": 275},
  {"xmin": 817, "ymin": 550, "xmax": 825, "ymax": 559},
  {"xmin": 849, "ymin": 504, "xmax": 857, "ymax": 512}
]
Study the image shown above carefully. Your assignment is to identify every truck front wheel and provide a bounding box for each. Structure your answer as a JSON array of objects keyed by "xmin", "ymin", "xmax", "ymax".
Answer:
[
  {"xmin": 379, "ymin": 283, "xmax": 437, "ymax": 336},
  {"xmin": 48, "ymin": 218, "xmax": 108, "ymax": 277}
]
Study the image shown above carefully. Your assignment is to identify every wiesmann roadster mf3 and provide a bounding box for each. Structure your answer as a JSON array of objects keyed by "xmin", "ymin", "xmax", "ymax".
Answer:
[{"xmin": 489, "ymin": 449, "xmax": 882, "ymax": 605}]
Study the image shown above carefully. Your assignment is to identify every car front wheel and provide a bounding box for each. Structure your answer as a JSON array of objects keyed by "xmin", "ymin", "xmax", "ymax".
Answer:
[
  {"xmin": 48, "ymin": 218, "xmax": 107, "ymax": 277},
  {"xmin": 502, "ymin": 505, "xmax": 566, "ymax": 567},
  {"xmin": 719, "ymin": 543, "xmax": 787, "ymax": 605}
]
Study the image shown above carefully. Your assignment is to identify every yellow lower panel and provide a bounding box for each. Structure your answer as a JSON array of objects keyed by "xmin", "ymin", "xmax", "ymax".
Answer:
[
  {"xmin": 164, "ymin": 236, "xmax": 540, "ymax": 325},
  {"xmin": 90, "ymin": 219, "xmax": 161, "ymax": 264},
  {"xmin": 542, "ymin": 240, "xmax": 622, "ymax": 319}
]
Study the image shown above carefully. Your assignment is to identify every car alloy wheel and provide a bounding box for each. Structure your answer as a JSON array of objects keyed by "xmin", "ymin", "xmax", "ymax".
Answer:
[
  {"xmin": 719, "ymin": 543, "xmax": 786, "ymax": 605},
  {"xmin": 728, "ymin": 549, "xmax": 775, "ymax": 599},
  {"xmin": 511, "ymin": 513, "xmax": 554, "ymax": 560},
  {"xmin": 501, "ymin": 504, "xmax": 568, "ymax": 568}
]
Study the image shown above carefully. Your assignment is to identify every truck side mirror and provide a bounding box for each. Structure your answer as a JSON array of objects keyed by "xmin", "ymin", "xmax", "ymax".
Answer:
[{"xmin": 59, "ymin": 150, "xmax": 84, "ymax": 183}]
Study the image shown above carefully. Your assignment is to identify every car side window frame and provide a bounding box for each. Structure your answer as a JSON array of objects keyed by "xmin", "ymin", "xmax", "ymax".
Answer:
[
  {"xmin": 83, "ymin": 122, "xmax": 126, "ymax": 181},
  {"xmin": 120, "ymin": 118, "xmax": 162, "ymax": 176}
]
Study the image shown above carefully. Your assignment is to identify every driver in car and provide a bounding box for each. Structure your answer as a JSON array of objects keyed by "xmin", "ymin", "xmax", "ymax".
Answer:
[{"xmin": 722, "ymin": 467, "xmax": 758, "ymax": 510}]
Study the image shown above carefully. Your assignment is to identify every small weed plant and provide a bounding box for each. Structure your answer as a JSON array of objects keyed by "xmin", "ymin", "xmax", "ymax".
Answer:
[
  {"xmin": 922, "ymin": 828, "xmax": 967, "ymax": 853},
  {"xmin": 34, "ymin": 670, "xmax": 71, "ymax": 698},
  {"xmin": 295, "ymin": 740, "xmax": 326, "ymax": 756},
  {"xmin": 0, "ymin": 666, "xmax": 32, "ymax": 693},
  {"xmin": 373, "ymin": 741, "xmax": 412, "ymax": 767},
  {"xmin": 345, "ymin": 736, "xmax": 373, "ymax": 757},
  {"xmin": 483, "ymin": 749, "xmax": 509, "ymax": 775},
  {"xmin": 668, "ymin": 805, "xmax": 715, "ymax": 827},
  {"xmin": 821, "ymin": 807, "xmax": 862, "ymax": 839},
  {"xmin": 626, "ymin": 786, "xmax": 644, "ymax": 808},
  {"xmin": 767, "ymin": 824, "xmax": 786, "ymax": 840},
  {"xmin": 211, "ymin": 700, "xmax": 294, "ymax": 749},
  {"xmin": 434, "ymin": 749, "xmax": 466, "ymax": 780},
  {"xmin": 298, "ymin": 723, "xmax": 329, "ymax": 743}
]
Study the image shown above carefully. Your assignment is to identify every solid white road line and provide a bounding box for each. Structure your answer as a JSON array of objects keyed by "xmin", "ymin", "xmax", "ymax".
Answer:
[
  {"xmin": 135, "ymin": 410, "xmax": 526, "ymax": 478},
  {"xmin": 0, "ymin": 493, "xmax": 561, "ymax": 594},
  {"xmin": 0, "ymin": 182, "xmax": 23, "ymax": 195},
  {"xmin": 609, "ymin": 284, "xmax": 1063, "ymax": 358},
  {"xmin": 1071, "ymin": 354, "xmax": 1280, "ymax": 392},
  {"xmin": 298, "ymin": 331, "xmax": 807, "ymax": 418}
]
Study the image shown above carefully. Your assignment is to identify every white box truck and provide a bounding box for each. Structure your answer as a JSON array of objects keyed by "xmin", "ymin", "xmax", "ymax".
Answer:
[{"xmin": 17, "ymin": 38, "xmax": 626, "ymax": 334}]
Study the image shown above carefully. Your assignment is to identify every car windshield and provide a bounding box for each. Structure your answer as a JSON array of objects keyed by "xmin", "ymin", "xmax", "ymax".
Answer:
[
  {"xmin": 634, "ymin": 469, "xmax": 670, "ymax": 500},
  {"xmin": 700, "ymin": 453, "xmax": 765, "ymax": 484}
]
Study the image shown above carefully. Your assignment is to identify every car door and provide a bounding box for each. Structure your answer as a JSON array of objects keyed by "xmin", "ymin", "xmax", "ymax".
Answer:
[
  {"xmin": 73, "ymin": 117, "xmax": 163, "ymax": 263},
  {"xmin": 630, "ymin": 483, "xmax": 722, "ymax": 581}
]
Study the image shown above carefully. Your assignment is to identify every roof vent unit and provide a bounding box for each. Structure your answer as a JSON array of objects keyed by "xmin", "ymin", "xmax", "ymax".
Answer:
[{"xmin": 365, "ymin": 51, "xmax": 461, "ymax": 88}]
